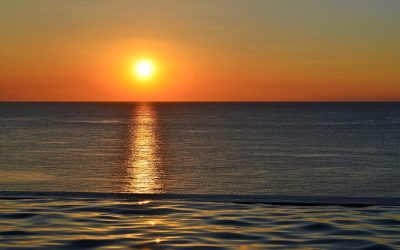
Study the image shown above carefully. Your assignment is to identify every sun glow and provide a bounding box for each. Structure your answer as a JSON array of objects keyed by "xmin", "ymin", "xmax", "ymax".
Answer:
[{"xmin": 133, "ymin": 59, "xmax": 156, "ymax": 80}]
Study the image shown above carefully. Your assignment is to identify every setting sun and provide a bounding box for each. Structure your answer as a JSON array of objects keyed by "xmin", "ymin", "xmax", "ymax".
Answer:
[{"xmin": 133, "ymin": 59, "xmax": 156, "ymax": 81}]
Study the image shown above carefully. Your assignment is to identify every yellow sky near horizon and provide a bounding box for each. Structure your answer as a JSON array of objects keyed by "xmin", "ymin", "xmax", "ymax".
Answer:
[{"xmin": 0, "ymin": 0, "xmax": 399, "ymax": 101}]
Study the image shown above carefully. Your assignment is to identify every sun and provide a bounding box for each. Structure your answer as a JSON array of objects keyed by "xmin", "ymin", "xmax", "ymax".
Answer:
[{"xmin": 133, "ymin": 59, "xmax": 156, "ymax": 80}]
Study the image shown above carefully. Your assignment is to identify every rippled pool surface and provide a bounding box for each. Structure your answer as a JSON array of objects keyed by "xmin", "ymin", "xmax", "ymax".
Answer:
[{"xmin": 1, "ymin": 197, "xmax": 399, "ymax": 249}]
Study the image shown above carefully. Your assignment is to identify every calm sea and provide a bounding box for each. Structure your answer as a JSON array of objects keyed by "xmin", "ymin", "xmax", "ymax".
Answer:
[{"xmin": 0, "ymin": 102, "xmax": 399, "ymax": 197}]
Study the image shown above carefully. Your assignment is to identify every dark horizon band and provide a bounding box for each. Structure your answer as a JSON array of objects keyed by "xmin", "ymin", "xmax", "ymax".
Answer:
[{"xmin": 1, "ymin": 191, "xmax": 399, "ymax": 207}]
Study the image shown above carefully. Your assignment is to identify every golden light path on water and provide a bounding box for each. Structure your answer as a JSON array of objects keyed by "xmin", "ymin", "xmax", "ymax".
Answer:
[{"xmin": 125, "ymin": 103, "xmax": 162, "ymax": 193}]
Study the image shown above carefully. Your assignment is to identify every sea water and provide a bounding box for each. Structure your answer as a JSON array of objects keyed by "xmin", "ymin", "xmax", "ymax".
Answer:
[{"xmin": 1, "ymin": 102, "xmax": 399, "ymax": 197}]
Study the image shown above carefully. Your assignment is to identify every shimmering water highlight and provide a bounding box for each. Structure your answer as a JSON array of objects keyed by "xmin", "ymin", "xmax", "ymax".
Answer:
[{"xmin": 1, "ymin": 196, "xmax": 399, "ymax": 249}]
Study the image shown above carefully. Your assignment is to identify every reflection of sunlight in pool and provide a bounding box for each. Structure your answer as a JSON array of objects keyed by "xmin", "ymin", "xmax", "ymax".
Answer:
[
  {"xmin": 125, "ymin": 103, "xmax": 162, "ymax": 193},
  {"xmin": 138, "ymin": 200, "xmax": 151, "ymax": 205}
]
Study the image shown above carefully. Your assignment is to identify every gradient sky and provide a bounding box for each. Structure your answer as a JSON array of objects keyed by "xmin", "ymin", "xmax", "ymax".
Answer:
[{"xmin": 0, "ymin": 0, "xmax": 399, "ymax": 101}]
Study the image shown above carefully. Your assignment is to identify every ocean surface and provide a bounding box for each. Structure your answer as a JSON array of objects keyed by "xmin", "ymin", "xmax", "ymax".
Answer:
[
  {"xmin": 0, "ymin": 102, "xmax": 399, "ymax": 197},
  {"xmin": 1, "ymin": 195, "xmax": 400, "ymax": 250},
  {"xmin": 1, "ymin": 102, "xmax": 400, "ymax": 249}
]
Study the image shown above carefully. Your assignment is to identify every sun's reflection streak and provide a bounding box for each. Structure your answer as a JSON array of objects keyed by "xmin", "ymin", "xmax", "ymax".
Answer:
[{"xmin": 125, "ymin": 103, "xmax": 162, "ymax": 193}]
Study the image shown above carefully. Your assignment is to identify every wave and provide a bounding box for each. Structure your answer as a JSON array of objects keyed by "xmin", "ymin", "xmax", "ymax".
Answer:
[{"xmin": 0, "ymin": 193, "xmax": 399, "ymax": 249}]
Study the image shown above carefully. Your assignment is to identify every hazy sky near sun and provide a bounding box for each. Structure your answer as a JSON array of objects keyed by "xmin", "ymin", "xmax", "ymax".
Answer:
[{"xmin": 0, "ymin": 0, "xmax": 399, "ymax": 101}]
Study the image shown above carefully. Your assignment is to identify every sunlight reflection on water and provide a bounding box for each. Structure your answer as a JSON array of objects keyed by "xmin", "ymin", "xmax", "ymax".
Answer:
[
  {"xmin": 1, "ymin": 197, "xmax": 399, "ymax": 249},
  {"xmin": 125, "ymin": 103, "xmax": 163, "ymax": 193}
]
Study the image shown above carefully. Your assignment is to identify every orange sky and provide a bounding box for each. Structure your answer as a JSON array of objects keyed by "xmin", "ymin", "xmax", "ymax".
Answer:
[{"xmin": 0, "ymin": 0, "xmax": 399, "ymax": 101}]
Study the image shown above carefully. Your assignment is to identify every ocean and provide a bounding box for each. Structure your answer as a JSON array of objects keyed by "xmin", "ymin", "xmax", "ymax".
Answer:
[
  {"xmin": 1, "ymin": 102, "xmax": 399, "ymax": 197},
  {"xmin": 1, "ymin": 102, "xmax": 399, "ymax": 249}
]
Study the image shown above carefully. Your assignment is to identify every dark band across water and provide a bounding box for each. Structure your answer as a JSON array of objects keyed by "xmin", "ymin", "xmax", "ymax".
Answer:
[{"xmin": 1, "ymin": 191, "xmax": 399, "ymax": 207}]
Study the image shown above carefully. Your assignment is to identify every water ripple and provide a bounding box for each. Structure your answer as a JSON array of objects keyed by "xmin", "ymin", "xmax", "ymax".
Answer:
[{"xmin": 0, "ymin": 197, "xmax": 399, "ymax": 249}]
